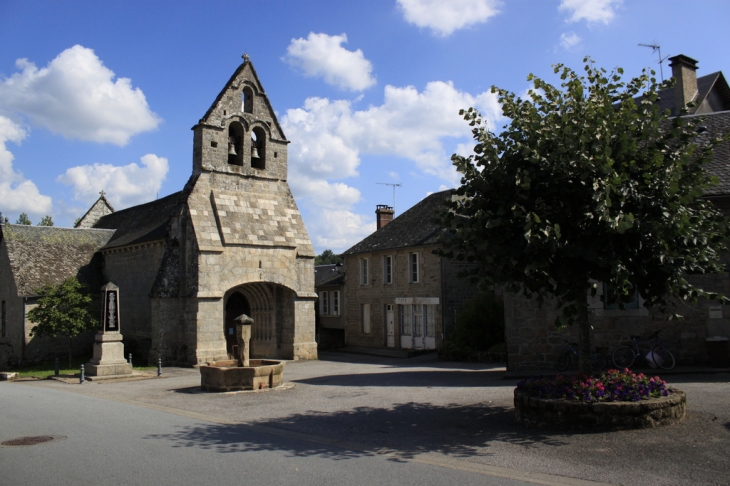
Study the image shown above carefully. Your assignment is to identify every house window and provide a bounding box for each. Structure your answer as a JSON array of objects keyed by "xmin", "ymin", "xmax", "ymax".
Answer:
[
  {"xmin": 412, "ymin": 304, "xmax": 423, "ymax": 336},
  {"xmin": 383, "ymin": 255, "xmax": 393, "ymax": 284},
  {"xmin": 400, "ymin": 304, "xmax": 411, "ymax": 335},
  {"xmin": 319, "ymin": 291, "xmax": 340, "ymax": 316},
  {"xmin": 424, "ymin": 305, "xmax": 434, "ymax": 337},
  {"xmin": 409, "ymin": 252, "xmax": 420, "ymax": 283},
  {"xmin": 361, "ymin": 303, "xmax": 371, "ymax": 333},
  {"xmin": 1, "ymin": 301, "xmax": 5, "ymax": 338},
  {"xmin": 332, "ymin": 291, "xmax": 340, "ymax": 315},
  {"xmin": 320, "ymin": 291, "xmax": 329, "ymax": 315},
  {"xmin": 360, "ymin": 258, "xmax": 369, "ymax": 285},
  {"xmin": 603, "ymin": 283, "xmax": 639, "ymax": 310}
]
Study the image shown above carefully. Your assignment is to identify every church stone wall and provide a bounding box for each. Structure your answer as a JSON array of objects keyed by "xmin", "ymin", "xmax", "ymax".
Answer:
[
  {"xmin": 0, "ymin": 241, "xmax": 24, "ymax": 368},
  {"xmin": 102, "ymin": 242, "xmax": 166, "ymax": 346}
]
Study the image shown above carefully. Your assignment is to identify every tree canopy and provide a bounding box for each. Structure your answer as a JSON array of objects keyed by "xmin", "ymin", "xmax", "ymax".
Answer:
[
  {"xmin": 315, "ymin": 249, "xmax": 343, "ymax": 266},
  {"xmin": 16, "ymin": 213, "xmax": 31, "ymax": 225},
  {"xmin": 440, "ymin": 58, "xmax": 730, "ymax": 372},
  {"xmin": 27, "ymin": 277, "xmax": 98, "ymax": 367},
  {"xmin": 37, "ymin": 215, "xmax": 54, "ymax": 226}
]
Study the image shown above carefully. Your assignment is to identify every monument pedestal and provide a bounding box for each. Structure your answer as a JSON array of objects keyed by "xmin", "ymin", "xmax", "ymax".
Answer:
[{"xmin": 86, "ymin": 332, "xmax": 132, "ymax": 379}]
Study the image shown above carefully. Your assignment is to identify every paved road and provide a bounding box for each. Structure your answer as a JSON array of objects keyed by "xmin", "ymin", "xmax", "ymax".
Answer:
[{"xmin": 2, "ymin": 351, "xmax": 728, "ymax": 485}]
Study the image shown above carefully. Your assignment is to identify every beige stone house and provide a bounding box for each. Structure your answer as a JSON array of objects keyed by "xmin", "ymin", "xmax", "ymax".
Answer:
[
  {"xmin": 505, "ymin": 54, "xmax": 730, "ymax": 371},
  {"xmin": 340, "ymin": 192, "xmax": 479, "ymax": 351},
  {"xmin": 0, "ymin": 56, "xmax": 317, "ymax": 368}
]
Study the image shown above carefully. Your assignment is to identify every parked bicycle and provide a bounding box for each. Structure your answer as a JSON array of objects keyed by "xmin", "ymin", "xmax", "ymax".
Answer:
[
  {"xmin": 555, "ymin": 340, "xmax": 607, "ymax": 372},
  {"xmin": 611, "ymin": 330, "xmax": 676, "ymax": 370}
]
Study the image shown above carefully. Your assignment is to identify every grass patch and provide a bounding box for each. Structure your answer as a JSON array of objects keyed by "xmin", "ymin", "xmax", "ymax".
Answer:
[{"xmin": 9, "ymin": 355, "xmax": 155, "ymax": 379}]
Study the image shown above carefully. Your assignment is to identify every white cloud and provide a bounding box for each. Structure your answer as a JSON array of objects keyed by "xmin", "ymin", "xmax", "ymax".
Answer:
[
  {"xmin": 559, "ymin": 0, "xmax": 622, "ymax": 24},
  {"xmin": 397, "ymin": 0, "xmax": 501, "ymax": 37},
  {"xmin": 559, "ymin": 31, "xmax": 582, "ymax": 50},
  {"xmin": 282, "ymin": 81, "xmax": 501, "ymax": 252},
  {"xmin": 0, "ymin": 45, "xmax": 161, "ymax": 146},
  {"xmin": 0, "ymin": 116, "xmax": 52, "ymax": 218},
  {"xmin": 284, "ymin": 33, "xmax": 376, "ymax": 91},
  {"xmin": 56, "ymin": 153, "xmax": 169, "ymax": 209}
]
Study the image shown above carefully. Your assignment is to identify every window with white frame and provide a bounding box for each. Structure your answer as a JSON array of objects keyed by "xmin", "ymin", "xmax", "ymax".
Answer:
[
  {"xmin": 409, "ymin": 252, "xmax": 420, "ymax": 283},
  {"xmin": 383, "ymin": 255, "xmax": 393, "ymax": 284},
  {"xmin": 399, "ymin": 304, "xmax": 435, "ymax": 337},
  {"xmin": 360, "ymin": 258, "xmax": 369, "ymax": 285},
  {"xmin": 361, "ymin": 303, "xmax": 371, "ymax": 333},
  {"xmin": 400, "ymin": 304, "xmax": 411, "ymax": 335},
  {"xmin": 319, "ymin": 291, "xmax": 340, "ymax": 316},
  {"xmin": 412, "ymin": 304, "xmax": 423, "ymax": 336}
]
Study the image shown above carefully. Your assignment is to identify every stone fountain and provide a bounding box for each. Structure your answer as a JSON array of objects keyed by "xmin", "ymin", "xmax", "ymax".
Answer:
[{"xmin": 199, "ymin": 314, "xmax": 285, "ymax": 392}]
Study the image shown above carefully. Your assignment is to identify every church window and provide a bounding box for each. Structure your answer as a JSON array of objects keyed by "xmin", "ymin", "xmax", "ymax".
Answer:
[
  {"xmin": 210, "ymin": 141, "xmax": 218, "ymax": 148},
  {"xmin": 251, "ymin": 127, "xmax": 266, "ymax": 169},
  {"xmin": 242, "ymin": 87, "xmax": 253, "ymax": 113},
  {"xmin": 227, "ymin": 122, "xmax": 244, "ymax": 166}
]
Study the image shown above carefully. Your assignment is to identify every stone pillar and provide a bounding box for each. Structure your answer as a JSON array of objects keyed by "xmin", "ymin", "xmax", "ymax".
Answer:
[
  {"xmin": 292, "ymin": 298, "xmax": 318, "ymax": 360},
  {"xmin": 86, "ymin": 282, "xmax": 133, "ymax": 378},
  {"xmin": 235, "ymin": 314, "xmax": 253, "ymax": 367}
]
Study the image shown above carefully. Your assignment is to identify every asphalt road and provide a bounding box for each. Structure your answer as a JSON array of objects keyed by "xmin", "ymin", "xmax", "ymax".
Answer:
[{"xmin": 1, "ymin": 351, "xmax": 728, "ymax": 486}]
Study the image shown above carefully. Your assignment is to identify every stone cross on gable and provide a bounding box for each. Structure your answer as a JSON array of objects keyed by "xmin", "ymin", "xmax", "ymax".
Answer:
[{"xmin": 99, "ymin": 190, "xmax": 106, "ymax": 198}]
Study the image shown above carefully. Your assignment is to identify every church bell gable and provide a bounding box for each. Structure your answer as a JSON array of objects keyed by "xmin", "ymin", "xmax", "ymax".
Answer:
[{"xmin": 192, "ymin": 55, "xmax": 289, "ymax": 181}]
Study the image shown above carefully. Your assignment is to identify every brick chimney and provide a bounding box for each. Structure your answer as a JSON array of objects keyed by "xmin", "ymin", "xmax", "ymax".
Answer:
[
  {"xmin": 668, "ymin": 54, "xmax": 699, "ymax": 113},
  {"xmin": 375, "ymin": 205, "xmax": 394, "ymax": 230}
]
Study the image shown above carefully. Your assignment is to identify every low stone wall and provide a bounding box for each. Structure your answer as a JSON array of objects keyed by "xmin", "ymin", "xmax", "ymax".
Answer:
[{"xmin": 514, "ymin": 388, "xmax": 686, "ymax": 430}]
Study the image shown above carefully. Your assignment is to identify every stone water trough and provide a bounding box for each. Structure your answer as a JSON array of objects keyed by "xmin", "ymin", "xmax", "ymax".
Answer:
[{"xmin": 200, "ymin": 314, "xmax": 285, "ymax": 392}]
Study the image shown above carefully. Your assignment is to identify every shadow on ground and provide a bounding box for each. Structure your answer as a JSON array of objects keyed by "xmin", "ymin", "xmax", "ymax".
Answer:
[
  {"xmin": 145, "ymin": 401, "xmax": 568, "ymax": 461},
  {"xmin": 292, "ymin": 370, "xmax": 512, "ymax": 388}
]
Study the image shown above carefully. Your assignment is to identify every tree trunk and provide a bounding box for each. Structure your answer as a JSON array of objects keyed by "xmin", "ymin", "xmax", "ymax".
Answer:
[
  {"xmin": 577, "ymin": 304, "xmax": 592, "ymax": 374},
  {"xmin": 68, "ymin": 336, "xmax": 73, "ymax": 370}
]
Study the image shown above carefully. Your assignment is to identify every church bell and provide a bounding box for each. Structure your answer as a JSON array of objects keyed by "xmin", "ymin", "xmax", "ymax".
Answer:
[
  {"xmin": 228, "ymin": 143, "xmax": 237, "ymax": 156},
  {"xmin": 251, "ymin": 144, "xmax": 260, "ymax": 159}
]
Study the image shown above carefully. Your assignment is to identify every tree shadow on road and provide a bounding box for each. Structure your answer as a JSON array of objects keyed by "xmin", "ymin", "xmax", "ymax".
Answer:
[{"xmin": 145, "ymin": 401, "xmax": 569, "ymax": 461}]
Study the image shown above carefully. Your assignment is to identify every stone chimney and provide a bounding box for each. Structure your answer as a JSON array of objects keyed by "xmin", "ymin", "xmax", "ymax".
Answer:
[
  {"xmin": 375, "ymin": 205, "xmax": 394, "ymax": 230},
  {"xmin": 668, "ymin": 54, "xmax": 699, "ymax": 113}
]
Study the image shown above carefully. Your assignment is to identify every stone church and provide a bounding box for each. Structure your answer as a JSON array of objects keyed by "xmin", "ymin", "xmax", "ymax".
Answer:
[{"xmin": 0, "ymin": 56, "xmax": 317, "ymax": 367}]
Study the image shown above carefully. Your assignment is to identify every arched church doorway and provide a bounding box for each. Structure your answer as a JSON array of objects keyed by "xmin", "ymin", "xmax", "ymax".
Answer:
[{"xmin": 225, "ymin": 292, "xmax": 250, "ymax": 358}]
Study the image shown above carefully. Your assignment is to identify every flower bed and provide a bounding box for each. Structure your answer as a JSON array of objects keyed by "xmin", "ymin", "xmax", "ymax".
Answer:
[{"xmin": 514, "ymin": 369, "xmax": 686, "ymax": 430}]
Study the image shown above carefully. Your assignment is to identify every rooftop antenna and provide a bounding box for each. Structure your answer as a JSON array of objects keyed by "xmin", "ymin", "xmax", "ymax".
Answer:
[
  {"xmin": 377, "ymin": 182, "xmax": 402, "ymax": 214},
  {"xmin": 638, "ymin": 43, "xmax": 670, "ymax": 82}
]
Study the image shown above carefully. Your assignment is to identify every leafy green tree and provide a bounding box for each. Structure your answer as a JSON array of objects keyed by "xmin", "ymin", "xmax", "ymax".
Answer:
[
  {"xmin": 27, "ymin": 277, "xmax": 98, "ymax": 368},
  {"xmin": 315, "ymin": 249, "xmax": 343, "ymax": 265},
  {"xmin": 440, "ymin": 58, "xmax": 730, "ymax": 373},
  {"xmin": 37, "ymin": 215, "xmax": 54, "ymax": 226},
  {"xmin": 16, "ymin": 213, "xmax": 31, "ymax": 225}
]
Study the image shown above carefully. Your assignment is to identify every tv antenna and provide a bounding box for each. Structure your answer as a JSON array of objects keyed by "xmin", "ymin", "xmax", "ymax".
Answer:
[
  {"xmin": 377, "ymin": 182, "xmax": 402, "ymax": 214},
  {"xmin": 638, "ymin": 43, "xmax": 670, "ymax": 82}
]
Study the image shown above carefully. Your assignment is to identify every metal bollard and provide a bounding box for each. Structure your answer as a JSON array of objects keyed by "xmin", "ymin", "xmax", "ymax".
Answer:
[
  {"xmin": 157, "ymin": 357, "xmax": 162, "ymax": 377},
  {"xmin": 80, "ymin": 364, "xmax": 85, "ymax": 384},
  {"xmin": 128, "ymin": 353, "xmax": 132, "ymax": 367},
  {"xmin": 54, "ymin": 358, "xmax": 59, "ymax": 377}
]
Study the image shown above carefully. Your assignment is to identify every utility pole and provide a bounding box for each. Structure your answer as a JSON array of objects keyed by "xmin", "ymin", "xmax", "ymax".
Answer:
[{"xmin": 377, "ymin": 183, "xmax": 402, "ymax": 215}]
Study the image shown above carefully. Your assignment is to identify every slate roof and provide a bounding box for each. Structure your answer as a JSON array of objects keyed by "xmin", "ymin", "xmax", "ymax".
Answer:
[
  {"xmin": 1, "ymin": 224, "xmax": 115, "ymax": 296},
  {"xmin": 93, "ymin": 191, "xmax": 186, "ymax": 249},
  {"xmin": 691, "ymin": 110, "xmax": 730, "ymax": 196},
  {"xmin": 343, "ymin": 190, "xmax": 453, "ymax": 256},
  {"xmin": 646, "ymin": 72, "xmax": 730, "ymax": 115},
  {"xmin": 315, "ymin": 264, "xmax": 345, "ymax": 287}
]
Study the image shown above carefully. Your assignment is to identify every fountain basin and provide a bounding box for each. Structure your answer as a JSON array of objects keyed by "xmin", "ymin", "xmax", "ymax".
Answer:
[{"xmin": 200, "ymin": 359, "xmax": 285, "ymax": 392}]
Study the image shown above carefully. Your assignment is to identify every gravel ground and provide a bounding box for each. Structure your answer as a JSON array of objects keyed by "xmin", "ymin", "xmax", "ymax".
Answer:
[{"xmin": 16, "ymin": 351, "xmax": 730, "ymax": 486}]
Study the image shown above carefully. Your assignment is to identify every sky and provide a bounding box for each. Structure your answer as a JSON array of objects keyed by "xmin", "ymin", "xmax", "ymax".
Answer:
[{"xmin": 1, "ymin": 0, "xmax": 729, "ymax": 254}]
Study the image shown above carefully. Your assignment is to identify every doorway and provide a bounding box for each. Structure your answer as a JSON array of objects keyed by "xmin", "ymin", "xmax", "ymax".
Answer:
[
  {"xmin": 225, "ymin": 292, "xmax": 250, "ymax": 358},
  {"xmin": 386, "ymin": 304, "xmax": 395, "ymax": 348}
]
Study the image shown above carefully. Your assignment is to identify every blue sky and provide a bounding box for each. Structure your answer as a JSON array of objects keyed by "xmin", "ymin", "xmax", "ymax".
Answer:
[{"xmin": 1, "ymin": 0, "xmax": 729, "ymax": 254}]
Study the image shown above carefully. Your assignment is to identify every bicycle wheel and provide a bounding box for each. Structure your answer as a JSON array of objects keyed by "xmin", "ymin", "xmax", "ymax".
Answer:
[
  {"xmin": 590, "ymin": 352, "xmax": 607, "ymax": 372},
  {"xmin": 556, "ymin": 351, "xmax": 571, "ymax": 371},
  {"xmin": 612, "ymin": 346, "xmax": 636, "ymax": 369},
  {"xmin": 652, "ymin": 346, "xmax": 676, "ymax": 370}
]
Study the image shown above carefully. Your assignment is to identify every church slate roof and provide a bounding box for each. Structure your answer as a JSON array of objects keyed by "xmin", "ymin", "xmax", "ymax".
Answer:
[
  {"xmin": 315, "ymin": 264, "xmax": 345, "ymax": 287},
  {"xmin": 93, "ymin": 191, "xmax": 186, "ymax": 250},
  {"xmin": 342, "ymin": 190, "xmax": 453, "ymax": 256},
  {"xmin": 1, "ymin": 224, "xmax": 115, "ymax": 296}
]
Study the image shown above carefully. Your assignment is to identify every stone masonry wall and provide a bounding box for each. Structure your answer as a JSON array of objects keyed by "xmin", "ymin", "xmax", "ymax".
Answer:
[
  {"xmin": 440, "ymin": 259, "xmax": 481, "ymax": 340},
  {"xmin": 343, "ymin": 244, "xmax": 443, "ymax": 349}
]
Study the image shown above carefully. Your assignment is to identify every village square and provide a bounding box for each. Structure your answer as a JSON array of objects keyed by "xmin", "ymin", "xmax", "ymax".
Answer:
[{"xmin": 1, "ymin": 1, "xmax": 730, "ymax": 485}]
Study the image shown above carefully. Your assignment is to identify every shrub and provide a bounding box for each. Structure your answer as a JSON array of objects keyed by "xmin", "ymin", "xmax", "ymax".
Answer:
[
  {"xmin": 439, "ymin": 291, "xmax": 504, "ymax": 360},
  {"xmin": 517, "ymin": 369, "xmax": 672, "ymax": 403}
]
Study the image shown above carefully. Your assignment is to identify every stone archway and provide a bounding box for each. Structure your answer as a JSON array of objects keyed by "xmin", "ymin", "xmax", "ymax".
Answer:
[
  {"xmin": 224, "ymin": 292, "xmax": 250, "ymax": 358},
  {"xmin": 225, "ymin": 282, "xmax": 295, "ymax": 359}
]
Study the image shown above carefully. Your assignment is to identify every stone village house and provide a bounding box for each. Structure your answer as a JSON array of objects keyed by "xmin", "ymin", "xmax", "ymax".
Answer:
[
  {"xmin": 0, "ymin": 56, "xmax": 318, "ymax": 368},
  {"xmin": 337, "ymin": 192, "xmax": 480, "ymax": 352},
  {"xmin": 505, "ymin": 55, "xmax": 730, "ymax": 371}
]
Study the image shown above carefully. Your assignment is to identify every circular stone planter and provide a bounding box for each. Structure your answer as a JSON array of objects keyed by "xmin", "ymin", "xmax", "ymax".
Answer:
[
  {"xmin": 514, "ymin": 388, "xmax": 686, "ymax": 430},
  {"xmin": 200, "ymin": 359, "xmax": 285, "ymax": 392}
]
